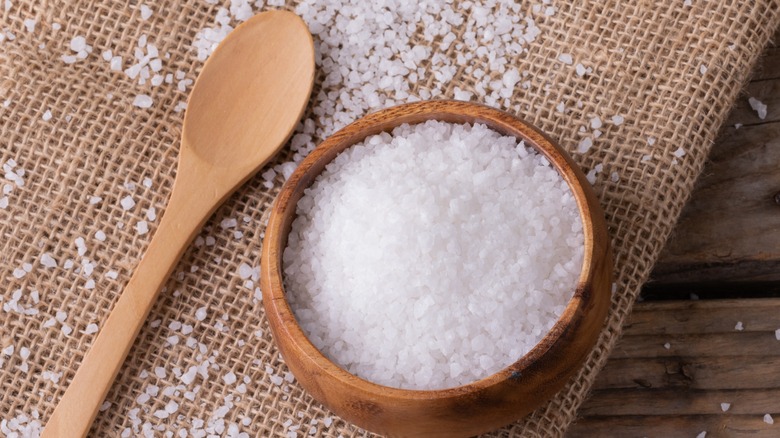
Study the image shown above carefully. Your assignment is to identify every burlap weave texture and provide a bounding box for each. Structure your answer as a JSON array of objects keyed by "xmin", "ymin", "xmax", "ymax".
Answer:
[{"xmin": 1, "ymin": 0, "xmax": 778, "ymax": 436}]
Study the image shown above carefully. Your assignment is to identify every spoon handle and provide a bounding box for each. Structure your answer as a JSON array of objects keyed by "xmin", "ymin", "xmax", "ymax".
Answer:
[{"xmin": 42, "ymin": 181, "xmax": 211, "ymax": 438}]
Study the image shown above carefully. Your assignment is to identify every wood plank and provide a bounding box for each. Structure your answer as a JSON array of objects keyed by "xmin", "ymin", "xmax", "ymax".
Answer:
[
  {"xmin": 593, "ymin": 356, "xmax": 780, "ymax": 390},
  {"xmin": 650, "ymin": 27, "xmax": 780, "ymax": 287},
  {"xmin": 624, "ymin": 298, "xmax": 780, "ymax": 335},
  {"xmin": 580, "ymin": 388, "xmax": 780, "ymax": 416},
  {"xmin": 610, "ymin": 332, "xmax": 780, "ymax": 359},
  {"xmin": 573, "ymin": 298, "xmax": 780, "ymax": 436},
  {"xmin": 570, "ymin": 415, "xmax": 778, "ymax": 438}
]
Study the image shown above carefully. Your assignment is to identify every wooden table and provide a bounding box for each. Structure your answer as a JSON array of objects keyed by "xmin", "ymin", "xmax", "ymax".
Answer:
[{"xmin": 570, "ymin": 29, "xmax": 780, "ymax": 437}]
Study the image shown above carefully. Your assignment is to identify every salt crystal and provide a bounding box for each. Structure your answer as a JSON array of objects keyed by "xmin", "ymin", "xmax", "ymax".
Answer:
[
  {"xmin": 89, "ymin": 196, "xmax": 102, "ymax": 205},
  {"xmin": 735, "ymin": 321, "xmax": 744, "ymax": 331},
  {"xmin": 699, "ymin": 64, "xmax": 708, "ymax": 75},
  {"xmin": 223, "ymin": 371, "xmax": 237, "ymax": 385},
  {"xmin": 195, "ymin": 306, "xmax": 207, "ymax": 321},
  {"xmin": 748, "ymin": 97, "xmax": 767, "ymax": 120},
  {"xmin": 82, "ymin": 323, "xmax": 99, "ymax": 335},
  {"xmin": 42, "ymin": 110, "xmax": 52, "ymax": 121},
  {"xmin": 590, "ymin": 117, "xmax": 602, "ymax": 129},
  {"xmin": 577, "ymin": 137, "xmax": 593, "ymax": 154},
  {"xmin": 120, "ymin": 195, "xmax": 136, "ymax": 210},
  {"xmin": 39, "ymin": 252, "xmax": 57, "ymax": 268},
  {"xmin": 70, "ymin": 36, "xmax": 86, "ymax": 52},
  {"xmin": 673, "ymin": 147, "xmax": 686, "ymax": 158},
  {"xmin": 133, "ymin": 94, "xmax": 153, "ymax": 109},
  {"xmin": 557, "ymin": 53, "xmax": 573, "ymax": 65},
  {"xmin": 721, "ymin": 402, "xmax": 731, "ymax": 412},
  {"xmin": 775, "ymin": 328, "xmax": 780, "ymax": 340},
  {"xmin": 612, "ymin": 115, "xmax": 624, "ymax": 126},
  {"xmin": 154, "ymin": 367, "xmax": 166, "ymax": 378},
  {"xmin": 220, "ymin": 218, "xmax": 237, "ymax": 229},
  {"xmin": 647, "ymin": 136, "xmax": 656, "ymax": 146},
  {"xmin": 136, "ymin": 220, "xmax": 149, "ymax": 235},
  {"xmin": 696, "ymin": 433, "xmax": 706, "ymax": 438},
  {"xmin": 140, "ymin": 4, "xmax": 153, "ymax": 20},
  {"xmin": 23, "ymin": 18, "xmax": 35, "ymax": 32},
  {"xmin": 765, "ymin": 414, "xmax": 774, "ymax": 425},
  {"xmin": 61, "ymin": 325, "xmax": 73, "ymax": 336}
]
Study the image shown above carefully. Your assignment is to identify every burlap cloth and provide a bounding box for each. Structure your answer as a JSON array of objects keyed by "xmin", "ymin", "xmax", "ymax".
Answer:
[{"xmin": 1, "ymin": 0, "xmax": 778, "ymax": 436}]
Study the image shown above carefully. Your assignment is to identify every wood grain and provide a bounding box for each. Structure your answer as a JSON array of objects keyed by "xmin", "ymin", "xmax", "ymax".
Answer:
[
  {"xmin": 650, "ymin": 27, "xmax": 780, "ymax": 287},
  {"xmin": 572, "ymin": 298, "xmax": 780, "ymax": 437},
  {"xmin": 42, "ymin": 11, "xmax": 315, "ymax": 437},
  {"xmin": 261, "ymin": 100, "xmax": 613, "ymax": 438}
]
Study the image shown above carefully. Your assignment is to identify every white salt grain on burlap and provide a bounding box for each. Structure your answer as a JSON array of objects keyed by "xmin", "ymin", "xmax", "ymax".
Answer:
[{"xmin": 284, "ymin": 121, "xmax": 583, "ymax": 389}]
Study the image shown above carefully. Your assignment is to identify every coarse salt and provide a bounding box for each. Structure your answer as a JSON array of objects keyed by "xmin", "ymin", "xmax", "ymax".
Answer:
[
  {"xmin": 284, "ymin": 121, "xmax": 583, "ymax": 389},
  {"xmin": 133, "ymin": 94, "xmax": 153, "ymax": 109},
  {"xmin": 748, "ymin": 97, "xmax": 767, "ymax": 120}
]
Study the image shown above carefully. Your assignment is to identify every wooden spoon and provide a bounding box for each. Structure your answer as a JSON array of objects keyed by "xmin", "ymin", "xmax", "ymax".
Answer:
[{"xmin": 42, "ymin": 10, "xmax": 315, "ymax": 437}]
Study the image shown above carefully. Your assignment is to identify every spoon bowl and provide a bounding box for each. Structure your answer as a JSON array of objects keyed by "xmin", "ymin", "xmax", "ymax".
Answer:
[
  {"xmin": 261, "ymin": 100, "xmax": 612, "ymax": 437},
  {"xmin": 43, "ymin": 10, "xmax": 315, "ymax": 437}
]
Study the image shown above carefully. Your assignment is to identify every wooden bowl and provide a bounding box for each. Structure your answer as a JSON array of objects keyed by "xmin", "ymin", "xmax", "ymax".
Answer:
[{"xmin": 261, "ymin": 100, "xmax": 612, "ymax": 437}]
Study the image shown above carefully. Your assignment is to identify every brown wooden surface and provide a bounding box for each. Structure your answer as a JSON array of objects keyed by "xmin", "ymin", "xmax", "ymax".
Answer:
[
  {"xmin": 571, "ymin": 299, "xmax": 780, "ymax": 438},
  {"xmin": 574, "ymin": 28, "xmax": 780, "ymax": 437}
]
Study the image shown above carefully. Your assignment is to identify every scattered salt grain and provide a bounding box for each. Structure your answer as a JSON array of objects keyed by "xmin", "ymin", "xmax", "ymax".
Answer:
[
  {"xmin": 95, "ymin": 230, "xmax": 107, "ymax": 241},
  {"xmin": 647, "ymin": 136, "xmax": 656, "ymax": 146},
  {"xmin": 23, "ymin": 18, "xmax": 35, "ymax": 33},
  {"xmin": 557, "ymin": 53, "xmax": 573, "ymax": 65},
  {"xmin": 556, "ymin": 101, "xmax": 566, "ymax": 113},
  {"xmin": 735, "ymin": 321, "xmax": 744, "ymax": 331},
  {"xmin": 136, "ymin": 220, "xmax": 149, "ymax": 235},
  {"xmin": 220, "ymin": 218, "xmax": 237, "ymax": 229},
  {"xmin": 89, "ymin": 195, "xmax": 102, "ymax": 205},
  {"xmin": 699, "ymin": 64, "xmax": 708, "ymax": 75},
  {"xmin": 734, "ymin": 123, "xmax": 743, "ymax": 130},
  {"xmin": 140, "ymin": 4, "xmax": 153, "ymax": 20},
  {"xmin": 195, "ymin": 306, "xmax": 207, "ymax": 321},
  {"xmin": 696, "ymin": 432, "xmax": 706, "ymax": 438},
  {"xmin": 673, "ymin": 147, "xmax": 686, "ymax": 158},
  {"xmin": 577, "ymin": 137, "xmax": 593, "ymax": 154},
  {"xmin": 720, "ymin": 403, "xmax": 731, "ymax": 412},
  {"xmin": 133, "ymin": 94, "xmax": 153, "ymax": 109},
  {"xmin": 590, "ymin": 117, "xmax": 602, "ymax": 129},
  {"xmin": 284, "ymin": 121, "xmax": 583, "ymax": 389},
  {"xmin": 765, "ymin": 413, "xmax": 774, "ymax": 425},
  {"xmin": 663, "ymin": 342, "xmax": 671, "ymax": 349},
  {"xmin": 223, "ymin": 371, "xmax": 237, "ymax": 385},
  {"xmin": 748, "ymin": 97, "xmax": 767, "ymax": 120},
  {"xmin": 81, "ymin": 323, "xmax": 99, "ymax": 335},
  {"xmin": 775, "ymin": 328, "xmax": 780, "ymax": 340},
  {"xmin": 120, "ymin": 195, "xmax": 136, "ymax": 211},
  {"xmin": 612, "ymin": 115, "xmax": 624, "ymax": 126},
  {"xmin": 154, "ymin": 367, "xmax": 166, "ymax": 379},
  {"xmin": 42, "ymin": 110, "xmax": 52, "ymax": 121}
]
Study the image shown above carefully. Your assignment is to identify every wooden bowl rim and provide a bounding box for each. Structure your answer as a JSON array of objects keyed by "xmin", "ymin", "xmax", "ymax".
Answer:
[{"xmin": 262, "ymin": 99, "xmax": 606, "ymax": 401}]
